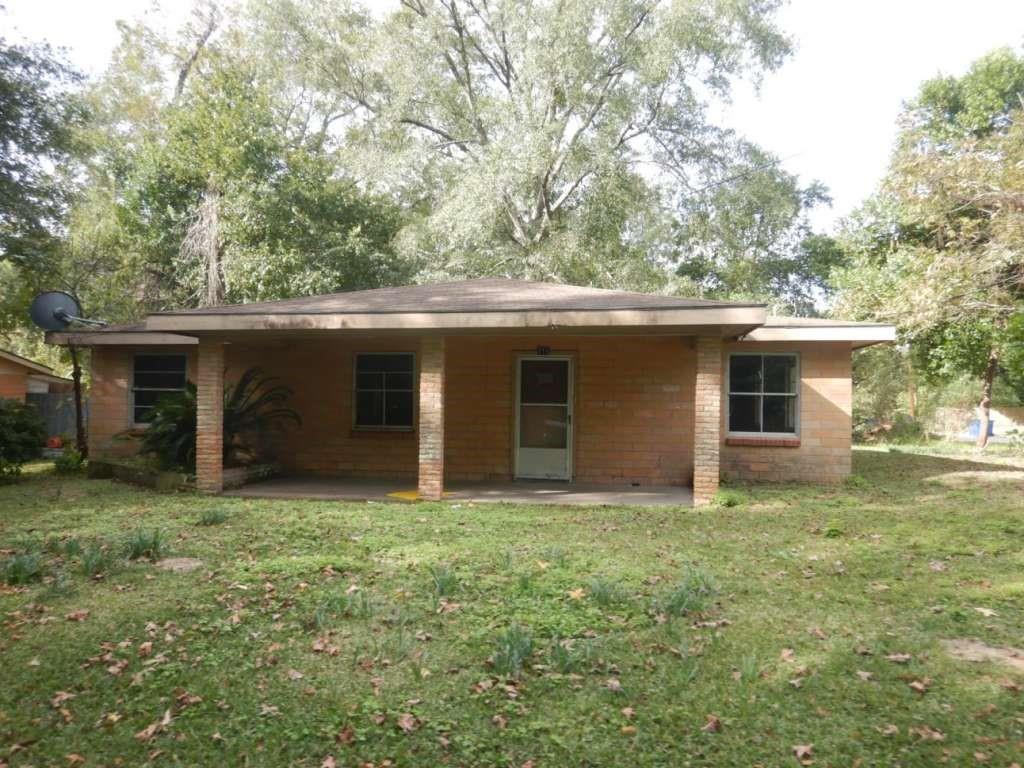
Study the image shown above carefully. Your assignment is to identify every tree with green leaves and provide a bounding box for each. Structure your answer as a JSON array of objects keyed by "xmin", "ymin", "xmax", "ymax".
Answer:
[
  {"xmin": 74, "ymin": 2, "xmax": 408, "ymax": 312},
  {"xmin": 266, "ymin": 0, "xmax": 793, "ymax": 288},
  {"xmin": 835, "ymin": 48, "xmax": 1024, "ymax": 447},
  {"xmin": 673, "ymin": 143, "xmax": 841, "ymax": 314},
  {"xmin": 0, "ymin": 35, "xmax": 84, "ymax": 270}
]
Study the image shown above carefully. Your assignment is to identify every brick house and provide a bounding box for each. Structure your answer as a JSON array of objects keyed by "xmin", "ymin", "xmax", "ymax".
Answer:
[
  {"xmin": 47, "ymin": 279, "xmax": 894, "ymax": 505},
  {"xmin": 0, "ymin": 348, "xmax": 72, "ymax": 402}
]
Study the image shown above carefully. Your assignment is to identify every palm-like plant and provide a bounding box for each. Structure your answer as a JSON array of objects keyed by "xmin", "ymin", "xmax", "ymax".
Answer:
[
  {"xmin": 222, "ymin": 367, "xmax": 301, "ymax": 465},
  {"xmin": 141, "ymin": 367, "xmax": 300, "ymax": 472}
]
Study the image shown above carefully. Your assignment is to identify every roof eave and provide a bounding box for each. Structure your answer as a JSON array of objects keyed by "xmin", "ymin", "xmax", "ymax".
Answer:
[
  {"xmin": 144, "ymin": 306, "xmax": 768, "ymax": 332},
  {"xmin": 743, "ymin": 325, "xmax": 896, "ymax": 348},
  {"xmin": 46, "ymin": 330, "xmax": 199, "ymax": 346}
]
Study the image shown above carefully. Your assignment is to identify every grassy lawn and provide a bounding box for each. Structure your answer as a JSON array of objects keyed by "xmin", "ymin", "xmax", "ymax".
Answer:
[{"xmin": 1, "ymin": 447, "xmax": 1023, "ymax": 767}]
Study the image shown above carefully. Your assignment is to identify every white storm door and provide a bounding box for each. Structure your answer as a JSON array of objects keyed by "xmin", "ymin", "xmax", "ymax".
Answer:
[{"xmin": 515, "ymin": 356, "xmax": 573, "ymax": 480}]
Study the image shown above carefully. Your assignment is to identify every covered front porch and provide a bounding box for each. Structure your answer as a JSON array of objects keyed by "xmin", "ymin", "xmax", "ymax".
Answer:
[
  {"xmin": 188, "ymin": 331, "xmax": 726, "ymax": 505},
  {"xmin": 223, "ymin": 475, "xmax": 695, "ymax": 507}
]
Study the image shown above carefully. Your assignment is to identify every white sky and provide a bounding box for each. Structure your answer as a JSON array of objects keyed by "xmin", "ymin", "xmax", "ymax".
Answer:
[{"xmin": 4, "ymin": 0, "xmax": 1024, "ymax": 232}]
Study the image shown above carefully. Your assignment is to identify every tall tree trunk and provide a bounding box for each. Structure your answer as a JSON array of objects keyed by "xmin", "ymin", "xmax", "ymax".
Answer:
[
  {"xmin": 181, "ymin": 180, "xmax": 224, "ymax": 307},
  {"xmin": 906, "ymin": 354, "xmax": 917, "ymax": 420},
  {"xmin": 68, "ymin": 344, "xmax": 87, "ymax": 457},
  {"xmin": 976, "ymin": 347, "xmax": 998, "ymax": 449}
]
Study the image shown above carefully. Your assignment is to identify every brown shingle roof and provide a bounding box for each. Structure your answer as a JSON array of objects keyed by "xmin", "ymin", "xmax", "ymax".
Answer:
[{"xmin": 152, "ymin": 278, "xmax": 763, "ymax": 316}]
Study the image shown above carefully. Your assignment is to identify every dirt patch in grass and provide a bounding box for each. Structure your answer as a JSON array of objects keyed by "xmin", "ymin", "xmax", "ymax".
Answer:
[
  {"xmin": 154, "ymin": 557, "xmax": 204, "ymax": 573},
  {"xmin": 924, "ymin": 469, "xmax": 1024, "ymax": 489},
  {"xmin": 942, "ymin": 639, "xmax": 1024, "ymax": 672}
]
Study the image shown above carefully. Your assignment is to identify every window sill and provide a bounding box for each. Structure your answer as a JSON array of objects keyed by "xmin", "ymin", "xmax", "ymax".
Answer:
[
  {"xmin": 350, "ymin": 427, "xmax": 416, "ymax": 438},
  {"xmin": 725, "ymin": 436, "xmax": 801, "ymax": 448}
]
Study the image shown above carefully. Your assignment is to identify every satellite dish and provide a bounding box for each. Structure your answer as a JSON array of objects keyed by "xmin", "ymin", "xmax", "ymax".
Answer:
[{"xmin": 29, "ymin": 291, "xmax": 107, "ymax": 330}]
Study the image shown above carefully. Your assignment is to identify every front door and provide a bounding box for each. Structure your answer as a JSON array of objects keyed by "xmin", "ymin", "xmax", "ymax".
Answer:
[{"xmin": 515, "ymin": 356, "xmax": 573, "ymax": 480}]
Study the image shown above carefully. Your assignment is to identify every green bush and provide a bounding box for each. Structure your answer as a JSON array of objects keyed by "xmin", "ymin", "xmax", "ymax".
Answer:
[
  {"xmin": 2, "ymin": 553, "xmax": 43, "ymax": 585},
  {"xmin": 124, "ymin": 529, "xmax": 166, "ymax": 561},
  {"xmin": 658, "ymin": 566, "xmax": 718, "ymax": 617},
  {"xmin": 54, "ymin": 448, "xmax": 85, "ymax": 474},
  {"xmin": 81, "ymin": 543, "xmax": 118, "ymax": 578},
  {"xmin": 712, "ymin": 489, "xmax": 744, "ymax": 508},
  {"xmin": 492, "ymin": 623, "xmax": 533, "ymax": 678},
  {"xmin": 196, "ymin": 509, "xmax": 228, "ymax": 526},
  {"xmin": 141, "ymin": 367, "xmax": 301, "ymax": 471},
  {"xmin": 0, "ymin": 400, "xmax": 45, "ymax": 481}
]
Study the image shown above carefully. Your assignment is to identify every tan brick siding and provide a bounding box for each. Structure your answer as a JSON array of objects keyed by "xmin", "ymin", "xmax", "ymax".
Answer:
[
  {"xmin": 224, "ymin": 339, "xmax": 420, "ymax": 479},
  {"xmin": 417, "ymin": 336, "xmax": 445, "ymax": 499},
  {"xmin": 720, "ymin": 341, "xmax": 853, "ymax": 483},
  {"xmin": 444, "ymin": 335, "xmax": 695, "ymax": 485},
  {"xmin": 693, "ymin": 336, "xmax": 722, "ymax": 504},
  {"xmin": 195, "ymin": 341, "xmax": 225, "ymax": 493},
  {"xmin": 83, "ymin": 335, "xmax": 855, "ymax": 489},
  {"xmin": 88, "ymin": 346, "xmax": 197, "ymax": 458}
]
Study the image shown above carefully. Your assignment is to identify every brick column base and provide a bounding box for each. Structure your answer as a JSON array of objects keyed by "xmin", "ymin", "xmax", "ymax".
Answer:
[
  {"xmin": 417, "ymin": 336, "xmax": 445, "ymax": 500},
  {"xmin": 693, "ymin": 336, "xmax": 722, "ymax": 505},
  {"xmin": 196, "ymin": 340, "xmax": 225, "ymax": 494}
]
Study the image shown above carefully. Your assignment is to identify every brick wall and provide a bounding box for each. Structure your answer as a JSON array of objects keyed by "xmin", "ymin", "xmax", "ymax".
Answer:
[
  {"xmin": 83, "ymin": 335, "xmax": 855, "ymax": 489},
  {"xmin": 417, "ymin": 336, "xmax": 445, "ymax": 499},
  {"xmin": 195, "ymin": 341, "xmax": 224, "ymax": 493},
  {"xmin": 720, "ymin": 341, "xmax": 853, "ymax": 483},
  {"xmin": 693, "ymin": 337, "xmax": 722, "ymax": 505},
  {"xmin": 445, "ymin": 335, "xmax": 695, "ymax": 485},
  {"xmin": 0, "ymin": 358, "xmax": 32, "ymax": 401},
  {"xmin": 88, "ymin": 346, "xmax": 197, "ymax": 458},
  {"xmin": 224, "ymin": 338, "xmax": 420, "ymax": 479}
]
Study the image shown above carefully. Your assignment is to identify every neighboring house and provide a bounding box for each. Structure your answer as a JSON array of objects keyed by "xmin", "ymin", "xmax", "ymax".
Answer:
[
  {"xmin": 0, "ymin": 348, "xmax": 72, "ymax": 402},
  {"xmin": 46, "ymin": 279, "xmax": 895, "ymax": 505}
]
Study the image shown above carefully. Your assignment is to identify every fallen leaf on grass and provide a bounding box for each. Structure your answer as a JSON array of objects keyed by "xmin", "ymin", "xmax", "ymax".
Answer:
[
  {"xmin": 856, "ymin": 670, "xmax": 874, "ymax": 682},
  {"xmin": 65, "ymin": 755, "xmax": 86, "ymax": 765},
  {"xmin": 605, "ymin": 678, "xmax": 623, "ymax": 693},
  {"xmin": 885, "ymin": 653, "xmax": 911, "ymax": 664},
  {"xmin": 974, "ymin": 751, "xmax": 989, "ymax": 762},
  {"xmin": 396, "ymin": 713, "xmax": 419, "ymax": 733},
  {"xmin": 492, "ymin": 714, "xmax": 508, "ymax": 729},
  {"xmin": 287, "ymin": 669, "xmax": 304, "ymax": 681},
  {"xmin": 911, "ymin": 725, "xmax": 945, "ymax": 741},
  {"xmin": 877, "ymin": 724, "xmax": 899, "ymax": 736},
  {"xmin": 336, "ymin": 725, "xmax": 355, "ymax": 745},
  {"xmin": 138, "ymin": 641, "xmax": 153, "ymax": 658},
  {"xmin": 311, "ymin": 637, "xmax": 339, "ymax": 656},
  {"xmin": 134, "ymin": 709, "xmax": 172, "ymax": 742},
  {"xmin": 567, "ymin": 588, "xmax": 586, "ymax": 601},
  {"xmin": 702, "ymin": 714, "xmax": 722, "ymax": 733},
  {"xmin": 321, "ymin": 757, "xmax": 337, "ymax": 768},
  {"xmin": 973, "ymin": 607, "xmax": 997, "ymax": 618},
  {"xmin": 65, "ymin": 609, "xmax": 89, "ymax": 622},
  {"xmin": 621, "ymin": 707, "xmax": 635, "ymax": 719},
  {"xmin": 780, "ymin": 648, "xmax": 796, "ymax": 662},
  {"xmin": 621, "ymin": 725, "xmax": 637, "ymax": 735},
  {"xmin": 51, "ymin": 691, "xmax": 75, "ymax": 708},
  {"xmin": 908, "ymin": 677, "xmax": 931, "ymax": 694},
  {"xmin": 792, "ymin": 743, "xmax": 814, "ymax": 764},
  {"xmin": 174, "ymin": 690, "xmax": 202, "ymax": 710}
]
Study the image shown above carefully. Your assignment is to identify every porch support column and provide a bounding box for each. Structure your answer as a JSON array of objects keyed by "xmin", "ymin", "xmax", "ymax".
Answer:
[
  {"xmin": 693, "ymin": 336, "xmax": 722, "ymax": 506},
  {"xmin": 196, "ymin": 340, "xmax": 225, "ymax": 494},
  {"xmin": 417, "ymin": 335, "xmax": 445, "ymax": 500}
]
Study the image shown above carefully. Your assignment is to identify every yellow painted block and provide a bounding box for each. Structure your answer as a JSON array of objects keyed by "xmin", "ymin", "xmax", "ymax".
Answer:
[{"xmin": 386, "ymin": 489, "xmax": 454, "ymax": 501}]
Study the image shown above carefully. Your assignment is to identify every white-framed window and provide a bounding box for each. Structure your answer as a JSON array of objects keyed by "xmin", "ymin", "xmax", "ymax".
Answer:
[
  {"xmin": 353, "ymin": 352, "xmax": 414, "ymax": 429},
  {"xmin": 727, "ymin": 353, "xmax": 799, "ymax": 436},
  {"xmin": 132, "ymin": 353, "xmax": 187, "ymax": 424}
]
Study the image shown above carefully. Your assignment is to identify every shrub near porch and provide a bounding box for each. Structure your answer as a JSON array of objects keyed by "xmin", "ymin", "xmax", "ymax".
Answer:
[{"xmin": 1, "ymin": 447, "xmax": 1023, "ymax": 766}]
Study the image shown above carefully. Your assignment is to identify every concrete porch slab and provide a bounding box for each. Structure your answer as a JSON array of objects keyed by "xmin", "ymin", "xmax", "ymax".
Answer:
[{"xmin": 224, "ymin": 476, "xmax": 693, "ymax": 507}]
